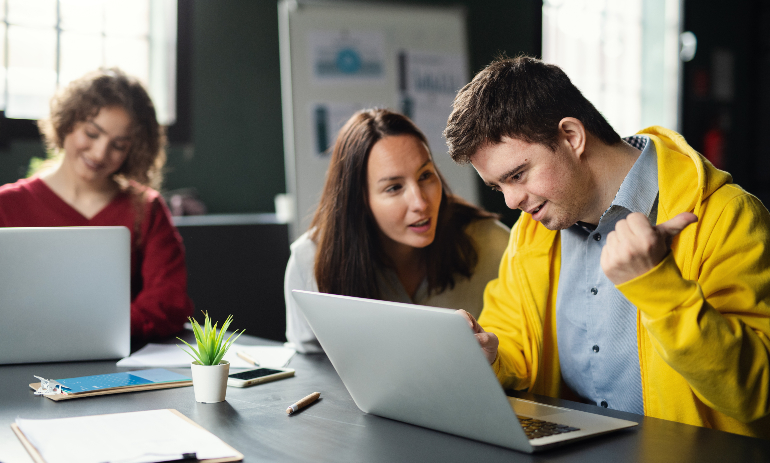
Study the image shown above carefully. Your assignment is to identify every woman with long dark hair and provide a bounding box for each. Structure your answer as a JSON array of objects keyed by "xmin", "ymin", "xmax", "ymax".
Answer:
[{"xmin": 285, "ymin": 108, "xmax": 509, "ymax": 353}]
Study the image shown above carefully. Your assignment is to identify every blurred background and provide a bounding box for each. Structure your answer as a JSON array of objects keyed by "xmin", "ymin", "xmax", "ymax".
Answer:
[
  {"xmin": 0, "ymin": 0, "xmax": 766, "ymax": 224},
  {"xmin": 0, "ymin": 0, "xmax": 766, "ymax": 340}
]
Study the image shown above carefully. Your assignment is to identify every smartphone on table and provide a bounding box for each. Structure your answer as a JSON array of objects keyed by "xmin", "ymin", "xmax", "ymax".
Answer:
[{"xmin": 227, "ymin": 367, "xmax": 295, "ymax": 387}]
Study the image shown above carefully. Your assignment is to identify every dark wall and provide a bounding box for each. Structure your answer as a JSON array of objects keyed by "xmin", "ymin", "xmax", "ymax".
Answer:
[
  {"xmin": 163, "ymin": 0, "xmax": 285, "ymax": 214},
  {"xmin": 177, "ymin": 221, "xmax": 290, "ymax": 342},
  {"xmin": 681, "ymin": 0, "xmax": 770, "ymax": 202}
]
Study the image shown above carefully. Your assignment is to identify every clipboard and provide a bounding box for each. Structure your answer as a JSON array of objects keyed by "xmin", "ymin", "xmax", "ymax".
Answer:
[
  {"xmin": 29, "ymin": 379, "xmax": 192, "ymax": 401},
  {"xmin": 29, "ymin": 369, "xmax": 192, "ymax": 401},
  {"xmin": 11, "ymin": 409, "xmax": 244, "ymax": 463}
]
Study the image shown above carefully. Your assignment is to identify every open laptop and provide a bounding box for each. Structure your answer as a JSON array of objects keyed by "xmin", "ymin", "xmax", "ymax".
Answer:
[
  {"xmin": 292, "ymin": 290, "xmax": 638, "ymax": 453},
  {"xmin": 0, "ymin": 227, "xmax": 131, "ymax": 365}
]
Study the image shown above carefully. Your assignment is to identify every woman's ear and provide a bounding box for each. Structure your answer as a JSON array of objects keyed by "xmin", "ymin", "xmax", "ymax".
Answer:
[{"xmin": 557, "ymin": 117, "xmax": 586, "ymax": 159}]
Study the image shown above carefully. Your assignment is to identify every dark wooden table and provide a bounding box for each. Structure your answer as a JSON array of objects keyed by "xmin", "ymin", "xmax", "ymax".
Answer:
[{"xmin": 2, "ymin": 333, "xmax": 768, "ymax": 463}]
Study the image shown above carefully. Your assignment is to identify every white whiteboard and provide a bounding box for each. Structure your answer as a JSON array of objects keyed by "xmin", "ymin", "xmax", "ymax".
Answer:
[{"xmin": 279, "ymin": 0, "xmax": 479, "ymax": 240}]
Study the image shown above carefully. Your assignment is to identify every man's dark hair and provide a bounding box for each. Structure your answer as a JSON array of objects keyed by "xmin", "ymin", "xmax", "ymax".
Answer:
[{"xmin": 444, "ymin": 56, "xmax": 621, "ymax": 163}]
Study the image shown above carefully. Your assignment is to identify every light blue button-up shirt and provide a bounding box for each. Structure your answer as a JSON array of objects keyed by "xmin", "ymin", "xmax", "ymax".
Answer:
[{"xmin": 555, "ymin": 135, "xmax": 658, "ymax": 415}]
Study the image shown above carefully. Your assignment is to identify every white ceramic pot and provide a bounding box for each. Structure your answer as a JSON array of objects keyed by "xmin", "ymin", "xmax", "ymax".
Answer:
[{"xmin": 190, "ymin": 360, "xmax": 230, "ymax": 403}]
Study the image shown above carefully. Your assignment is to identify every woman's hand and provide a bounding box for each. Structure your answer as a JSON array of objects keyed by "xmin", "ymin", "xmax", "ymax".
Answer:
[{"xmin": 456, "ymin": 310, "xmax": 498, "ymax": 364}]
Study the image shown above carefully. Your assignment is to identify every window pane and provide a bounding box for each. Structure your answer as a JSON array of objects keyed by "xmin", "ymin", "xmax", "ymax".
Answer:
[
  {"xmin": 105, "ymin": 0, "xmax": 149, "ymax": 37},
  {"xmin": 7, "ymin": 26, "xmax": 57, "ymax": 119},
  {"xmin": 1, "ymin": 0, "xmax": 174, "ymax": 119},
  {"xmin": 7, "ymin": 0, "xmax": 56, "ymax": 27},
  {"xmin": 60, "ymin": 32, "xmax": 104, "ymax": 86},
  {"xmin": 148, "ymin": 0, "xmax": 177, "ymax": 125},
  {"xmin": 543, "ymin": 0, "xmax": 643, "ymax": 136},
  {"xmin": 8, "ymin": 26, "xmax": 56, "ymax": 69},
  {"xmin": 60, "ymin": 0, "xmax": 105, "ymax": 34},
  {"xmin": 105, "ymin": 36, "xmax": 149, "ymax": 84}
]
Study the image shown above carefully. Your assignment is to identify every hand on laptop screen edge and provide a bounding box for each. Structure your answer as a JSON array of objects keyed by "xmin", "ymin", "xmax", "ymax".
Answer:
[{"xmin": 456, "ymin": 310, "xmax": 498, "ymax": 365}]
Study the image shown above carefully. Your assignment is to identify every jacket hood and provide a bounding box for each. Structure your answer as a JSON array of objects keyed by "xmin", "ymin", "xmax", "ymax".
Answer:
[{"xmin": 637, "ymin": 126, "xmax": 732, "ymax": 222}]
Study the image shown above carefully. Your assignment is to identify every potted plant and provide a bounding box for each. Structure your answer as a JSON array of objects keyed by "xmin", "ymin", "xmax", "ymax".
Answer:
[{"xmin": 177, "ymin": 311, "xmax": 244, "ymax": 403}]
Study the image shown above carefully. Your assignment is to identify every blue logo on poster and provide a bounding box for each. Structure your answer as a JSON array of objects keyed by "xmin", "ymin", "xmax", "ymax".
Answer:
[{"xmin": 336, "ymin": 48, "xmax": 361, "ymax": 74}]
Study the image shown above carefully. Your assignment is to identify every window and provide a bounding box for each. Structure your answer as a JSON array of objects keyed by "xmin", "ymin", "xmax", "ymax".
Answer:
[
  {"xmin": 543, "ymin": 0, "xmax": 681, "ymax": 135},
  {"xmin": 0, "ymin": 0, "xmax": 177, "ymax": 123}
]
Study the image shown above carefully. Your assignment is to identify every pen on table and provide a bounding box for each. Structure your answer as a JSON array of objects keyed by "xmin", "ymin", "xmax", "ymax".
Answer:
[
  {"xmin": 287, "ymin": 392, "xmax": 321, "ymax": 415},
  {"xmin": 237, "ymin": 351, "xmax": 259, "ymax": 366},
  {"xmin": 111, "ymin": 452, "xmax": 197, "ymax": 463},
  {"xmin": 160, "ymin": 452, "xmax": 198, "ymax": 462}
]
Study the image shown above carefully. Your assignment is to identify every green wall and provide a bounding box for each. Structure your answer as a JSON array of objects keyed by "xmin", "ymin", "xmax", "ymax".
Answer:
[
  {"xmin": 163, "ymin": 0, "xmax": 285, "ymax": 213},
  {"xmin": 0, "ymin": 0, "xmax": 540, "ymax": 223},
  {"xmin": 0, "ymin": 140, "xmax": 45, "ymax": 184}
]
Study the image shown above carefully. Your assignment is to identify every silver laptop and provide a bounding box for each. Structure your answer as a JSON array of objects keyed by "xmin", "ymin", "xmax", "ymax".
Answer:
[
  {"xmin": 292, "ymin": 290, "xmax": 638, "ymax": 453},
  {"xmin": 0, "ymin": 227, "xmax": 131, "ymax": 364}
]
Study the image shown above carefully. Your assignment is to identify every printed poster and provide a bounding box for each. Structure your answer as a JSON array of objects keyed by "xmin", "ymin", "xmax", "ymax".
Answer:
[
  {"xmin": 309, "ymin": 30, "xmax": 386, "ymax": 84},
  {"xmin": 310, "ymin": 102, "xmax": 384, "ymax": 157},
  {"xmin": 398, "ymin": 50, "xmax": 468, "ymax": 158}
]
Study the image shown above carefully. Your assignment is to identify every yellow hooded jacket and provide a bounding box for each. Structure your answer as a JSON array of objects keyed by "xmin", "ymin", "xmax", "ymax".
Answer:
[{"xmin": 478, "ymin": 127, "xmax": 770, "ymax": 438}]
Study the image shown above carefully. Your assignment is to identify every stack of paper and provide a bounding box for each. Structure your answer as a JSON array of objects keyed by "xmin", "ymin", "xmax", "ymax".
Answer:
[
  {"xmin": 234, "ymin": 345, "xmax": 296, "ymax": 368},
  {"xmin": 117, "ymin": 344, "xmax": 295, "ymax": 369},
  {"xmin": 14, "ymin": 409, "xmax": 241, "ymax": 463}
]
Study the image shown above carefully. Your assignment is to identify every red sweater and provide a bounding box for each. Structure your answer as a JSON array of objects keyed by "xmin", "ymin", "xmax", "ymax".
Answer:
[{"xmin": 0, "ymin": 176, "xmax": 194, "ymax": 339}]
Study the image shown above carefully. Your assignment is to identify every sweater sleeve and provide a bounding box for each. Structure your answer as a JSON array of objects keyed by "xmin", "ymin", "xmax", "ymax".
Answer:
[
  {"xmin": 284, "ymin": 234, "xmax": 324, "ymax": 353},
  {"xmin": 618, "ymin": 194, "xmax": 770, "ymax": 422},
  {"xmin": 131, "ymin": 196, "xmax": 194, "ymax": 338}
]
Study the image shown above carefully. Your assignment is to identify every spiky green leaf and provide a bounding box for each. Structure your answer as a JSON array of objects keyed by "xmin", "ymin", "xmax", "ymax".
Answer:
[{"xmin": 182, "ymin": 311, "xmax": 244, "ymax": 365}]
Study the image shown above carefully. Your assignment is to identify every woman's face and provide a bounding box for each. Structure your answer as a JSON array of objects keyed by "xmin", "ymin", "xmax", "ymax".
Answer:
[
  {"xmin": 366, "ymin": 134, "xmax": 442, "ymax": 254},
  {"xmin": 62, "ymin": 106, "xmax": 133, "ymax": 186}
]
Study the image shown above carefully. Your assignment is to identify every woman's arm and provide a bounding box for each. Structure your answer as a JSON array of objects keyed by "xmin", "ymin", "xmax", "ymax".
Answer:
[
  {"xmin": 284, "ymin": 234, "xmax": 324, "ymax": 353},
  {"xmin": 131, "ymin": 196, "xmax": 194, "ymax": 338}
]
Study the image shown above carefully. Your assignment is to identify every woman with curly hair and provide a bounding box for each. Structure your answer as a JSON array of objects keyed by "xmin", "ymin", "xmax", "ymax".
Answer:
[
  {"xmin": 285, "ymin": 108, "xmax": 510, "ymax": 353},
  {"xmin": 0, "ymin": 68, "xmax": 193, "ymax": 339}
]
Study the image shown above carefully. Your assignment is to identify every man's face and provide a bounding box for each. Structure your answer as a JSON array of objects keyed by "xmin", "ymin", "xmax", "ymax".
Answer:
[{"xmin": 471, "ymin": 136, "xmax": 595, "ymax": 230}]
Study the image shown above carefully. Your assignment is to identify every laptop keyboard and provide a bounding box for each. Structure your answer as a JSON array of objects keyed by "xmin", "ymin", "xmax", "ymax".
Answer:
[{"xmin": 517, "ymin": 415, "xmax": 581, "ymax": 440}]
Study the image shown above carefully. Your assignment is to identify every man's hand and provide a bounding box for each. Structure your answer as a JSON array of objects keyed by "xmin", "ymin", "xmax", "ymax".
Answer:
[
  {"xmin": 601, "ymin": 212, "xmax": 698, "ymax": 285},
  {"xmin": 456, "ymin": 310, "xmax": 498, "ymax": 364}
]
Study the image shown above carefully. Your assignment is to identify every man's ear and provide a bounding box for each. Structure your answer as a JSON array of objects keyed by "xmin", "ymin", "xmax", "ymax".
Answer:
[{"xmin": 558, "ymin": 118, "xmax": 586, "ymax": 159}]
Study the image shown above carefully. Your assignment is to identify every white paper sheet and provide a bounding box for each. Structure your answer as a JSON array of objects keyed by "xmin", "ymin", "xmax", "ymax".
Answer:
[
  {"xmin": 16, "ymin": 409, "xmax": 238, "ymax": 463},
  {"xmin": 117, "ymin": 343, "xmax": 295, "ymax": 369},
  {"xmin": 235, "ymin": 346, "xmax": 296, "ymax": 368}
]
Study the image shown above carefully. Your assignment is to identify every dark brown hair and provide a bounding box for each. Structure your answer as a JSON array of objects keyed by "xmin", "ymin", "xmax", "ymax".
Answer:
[
  {"xmin": 310, "ymin": 108, "xmax": 495, "ymax": 300},
  {"xmin": 38, "ymin": 67, "xmax": 166, "ymax": 190},
  {"xmin": 444, "ymin": 56, "xmax": 621, "ymax": 163}
]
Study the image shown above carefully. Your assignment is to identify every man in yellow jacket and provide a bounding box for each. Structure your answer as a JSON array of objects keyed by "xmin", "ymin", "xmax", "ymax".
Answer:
[{"xmin": 443, "ymin": 56, "xmax": 770, "ymax": 438}]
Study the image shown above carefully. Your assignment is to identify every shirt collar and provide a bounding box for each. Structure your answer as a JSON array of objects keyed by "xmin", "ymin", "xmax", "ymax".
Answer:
[{"xmin": 599, "ymin": 135, "xmax": 659, "ymax": 223}]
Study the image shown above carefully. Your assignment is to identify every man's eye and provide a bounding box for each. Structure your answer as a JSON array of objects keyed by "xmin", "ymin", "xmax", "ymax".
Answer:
[{"xmin": 489, "ymin": 185, "xmax": 501, "ymax": 192}]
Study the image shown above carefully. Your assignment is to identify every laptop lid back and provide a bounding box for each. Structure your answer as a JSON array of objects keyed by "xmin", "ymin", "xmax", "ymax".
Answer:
[
  {"xmin": 0, "ymin": 227, "xmax": 131, "ymax": 364},
  {"xmin": 292, "ymin": 290, "xmax": 532, "ymax": 452}
]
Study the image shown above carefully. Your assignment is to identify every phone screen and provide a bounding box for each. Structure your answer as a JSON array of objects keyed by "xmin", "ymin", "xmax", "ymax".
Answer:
[{"xmin": 229, "ymin": 368, "xmax": 284, "ymax": 380}]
